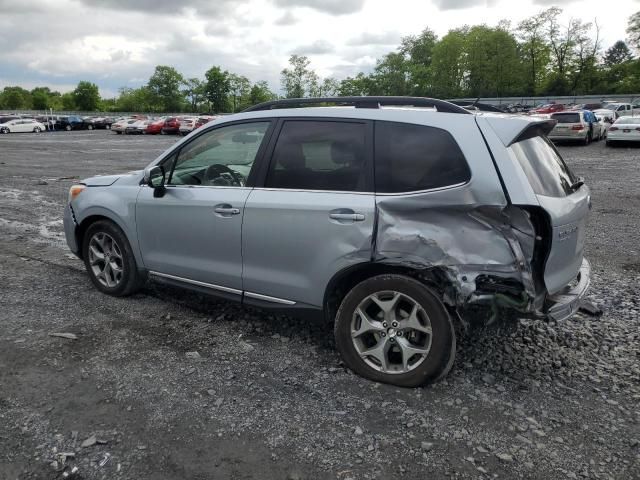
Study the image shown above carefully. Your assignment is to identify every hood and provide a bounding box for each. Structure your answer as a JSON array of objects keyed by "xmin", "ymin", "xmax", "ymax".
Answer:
[{"xmin": 83, "ymin": 170, "xmax": 143, "ymax": 186}]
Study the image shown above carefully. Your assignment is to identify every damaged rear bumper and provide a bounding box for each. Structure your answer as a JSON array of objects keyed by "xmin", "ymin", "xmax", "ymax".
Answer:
[{"xmin": 543, "ymin": 258, "xmax": 591, "ymax": 322}]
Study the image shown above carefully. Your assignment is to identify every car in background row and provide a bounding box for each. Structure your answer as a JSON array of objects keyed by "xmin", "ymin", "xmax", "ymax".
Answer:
[
  {"xmin": 84, "ymin": 117, "xmax": 114, "ymax": 129},
  {"xmin": 161, "ymin": 117, "xmax": 183, "ymax": 135},
  {"xmin": 0, "ymin": 118, "xmax": 47, "ymax": 133},
  {"xmin": 145, "ymin": 118, "xmax": 165, "ymax": 135},
  {"xmin": 606, "ymin": 117, "xmax": 640, "ymax": 146},
  {"xmin": 548, "ymin": 110, "xmax": 605, "ymax": 145},
  {"xmin": 125, "ymin": 120, "xmax": 151, "ymax": 135},
  {"xmin": 47, "ymin": 115, "xmax": 89, "ymax": 131},
  {"xmin": 178, "ymin": 117, "xmax": 197, "ymax": 135},
  {"xmin": 112, "ymin": 118, "xmax": 138, "ymax": 134},
  {"xmin": 195, "ymin": 116, "xmax": 216, "ymax": 130},
  {"xmin": 531, "ymin": 103, "xmax": 565, "ymax": 114}
]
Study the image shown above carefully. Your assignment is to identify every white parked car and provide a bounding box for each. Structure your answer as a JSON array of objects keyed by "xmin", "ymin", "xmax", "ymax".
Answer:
[
  {"xmin": 548, "ymin": 110, "xmax": 604, "ymax": 144},
  {"xmin": 125, "ymin": 120, "xmax": 151, "ymax": 135},
  {"xmin": 178, "ymin": 117, "xmax": 198, "ymax": 136},
  {"xmin": 606, "ymin": 117, "xmax": 640, "ymax": 146},
  {"xmin": 0, "ymin": 118, "xmax": 46, "ymax": 134},
  {"xmin": 111, "ymin": 119, "xmax": 137, "ymax": 134}
]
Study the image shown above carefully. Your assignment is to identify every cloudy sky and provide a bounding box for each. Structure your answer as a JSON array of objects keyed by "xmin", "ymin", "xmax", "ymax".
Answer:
[{"xmin": 1, "ymin": 0, "xmax": 639, "ymax": 97}]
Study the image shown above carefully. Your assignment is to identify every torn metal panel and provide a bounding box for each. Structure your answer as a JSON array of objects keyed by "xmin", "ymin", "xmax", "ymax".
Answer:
[{"xmin": 374, "ymin": 197, "xmax": 539, "ymax": 321}]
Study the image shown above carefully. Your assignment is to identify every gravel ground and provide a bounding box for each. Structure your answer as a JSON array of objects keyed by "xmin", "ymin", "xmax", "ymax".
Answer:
[{"xmin": 0, "ymin": 130, "xmax": 638, "ymax": 480}]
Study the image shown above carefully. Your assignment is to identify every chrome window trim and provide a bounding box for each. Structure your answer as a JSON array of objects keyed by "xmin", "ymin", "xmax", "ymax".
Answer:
[
  {"xmin": 244, "ymin": 291, "xmax": 296, "ymax": 305},
  {"xmin": 149, "ymin": 271, "xmax": 242, "ymax": 295},
  {"xmin": 251, "ymin": 181, "xmax": 467, "ymax": 196}
]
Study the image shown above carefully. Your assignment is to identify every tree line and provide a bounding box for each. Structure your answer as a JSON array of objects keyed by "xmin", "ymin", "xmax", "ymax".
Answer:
[{"xmin": 2, "ymin": 7, "xmax": 640, "ymax": 114}]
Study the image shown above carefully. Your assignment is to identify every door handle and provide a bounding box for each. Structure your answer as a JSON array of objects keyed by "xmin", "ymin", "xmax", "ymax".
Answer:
[
  {"xmin": 329, "ymin": 211, "xmax": 365, "ymax": 222},
  {"xmin": 213, "ymin": 204, "xmax": 240, "ymax": 216}
]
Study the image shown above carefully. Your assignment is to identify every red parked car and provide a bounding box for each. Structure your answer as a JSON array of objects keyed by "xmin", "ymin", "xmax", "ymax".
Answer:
[
  {"xmin": 532, "ymin": 103, "xmax": 565, "ymax": 114},
  {"xmin": 161, "ymin": 117, "xmax": 182, "ymax": 135},
  {"xmin": 145, "ymin": 119, "xmax": 165, "ymax": 135}
]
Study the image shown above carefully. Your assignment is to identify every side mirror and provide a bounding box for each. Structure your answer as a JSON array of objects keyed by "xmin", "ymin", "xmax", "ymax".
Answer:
[{"xmin": 144, "ymin": 166, "xmax": 166, "ymax": 197}]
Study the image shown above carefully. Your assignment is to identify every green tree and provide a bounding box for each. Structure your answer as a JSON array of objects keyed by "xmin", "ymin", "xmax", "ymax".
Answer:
[
  {"xmin": 604, "ymin": 41, "xmax": 634, "ymax": 67},
  {"xmin": 228, "ymin": 73, "xmax": 251, "ymax": 112},
  {"xmin": 248, "ymin": 81, "xmax": 276, "ymax": 106},
  {"xmin": 61, "ymin": 92, "xmax": 76, "ymax": 110},
  {"xmin": 0, "ymin": 86, "xmax": 32, "ymax": 109},
  {"xmin": 72, "ymin": 81, "xmax": 100, "ymax": 111},
  {"xmin": 517, "ymin": 11, "xmax": 552, "ymax": 95},
  {"xmin": 338, "ymin": 73, "xmax": 373, "ymax": 96},
  {"xmin": 430, "ymin": 29, "xmax": 468, "ymax": 98},
  {"xmin": 114, "ymin": 87, "xmax": 154, "ymax": 112},
  {"xmin": 400, "ymin": 28, "xmax": 438, "ymax": 95},
  {"xmin": 204, "ymin": 66, "xmax": 230, "ymax": 113},
  {"xmin": 281, "ymin": 55, "xmax": 316, "ymax": 98},
  {"xmin": 183, "ymin": 78, "xmax": 205, "ymax": 113},
  {"xmin": 31, "ymin": 87, "xmax": 56, "ymax": 110},
  {"xmin": 147, "ymin": 65, "xmax": 185, "ymax": 112},
  {"xmin": 309, "ymin": 77, "xmax": 339, "ymax": 97},
  {"xmin": 371, "ymin": 52, "xmax": 410, "ymax": 96}
]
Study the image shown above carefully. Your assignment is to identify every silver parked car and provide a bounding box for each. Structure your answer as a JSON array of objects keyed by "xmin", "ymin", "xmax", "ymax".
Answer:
[{"xmin": 63, "ymin": 97, "xmax": 591, "ymax": 387}]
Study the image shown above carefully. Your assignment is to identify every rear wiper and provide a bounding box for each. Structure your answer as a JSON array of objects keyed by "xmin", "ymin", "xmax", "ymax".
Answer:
[{"xmin": 571, "ymin": 177, "xmax": 585, "ymax": 190}]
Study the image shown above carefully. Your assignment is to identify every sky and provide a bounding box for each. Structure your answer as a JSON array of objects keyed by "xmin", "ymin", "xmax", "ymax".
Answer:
[{"xmin": 0, "ymin": 0, "xmax": 639, "ymax": 98}]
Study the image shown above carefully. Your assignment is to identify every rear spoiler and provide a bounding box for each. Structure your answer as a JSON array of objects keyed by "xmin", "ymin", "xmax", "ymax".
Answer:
[{"xmin": 480, "ymin": 115, "xmax": 557, "ymax": 147}]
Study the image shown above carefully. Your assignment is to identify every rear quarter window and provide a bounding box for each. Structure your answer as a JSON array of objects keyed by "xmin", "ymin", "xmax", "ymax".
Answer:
[
  {"xmin": 510, "ymin": 136, "xmax": 576, "ymax": 197},
  {"xmin": 374, "ymin": 121, "xmax": 471, "ymax": 193}
]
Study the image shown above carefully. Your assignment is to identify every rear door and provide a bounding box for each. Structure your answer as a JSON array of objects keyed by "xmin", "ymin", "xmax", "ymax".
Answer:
[{"xmin": 241, "ymin": 118, "xmax": 375, "ymax": 307}]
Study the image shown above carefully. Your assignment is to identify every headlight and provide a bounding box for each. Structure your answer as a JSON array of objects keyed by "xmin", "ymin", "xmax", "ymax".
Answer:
[{"xmin": 68, "ymin": 184, "xmax": 86, "ymax": 203}]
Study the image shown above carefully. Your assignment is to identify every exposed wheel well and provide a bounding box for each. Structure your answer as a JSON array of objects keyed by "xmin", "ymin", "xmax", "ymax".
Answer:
[
  {"xmin": 323, "ymin": 262, "xmax": 454, "ymax": 324},
  {"xmin": 75, "ymin": 215, "xmax": 114, "ymax": 259}
]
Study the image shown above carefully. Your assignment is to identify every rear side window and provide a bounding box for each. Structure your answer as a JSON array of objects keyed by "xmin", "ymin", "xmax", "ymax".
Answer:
[
  {"xmin": 374, "ymin": 121, "xmax": 471, "ymax": 193},
  {"xmin": 265, "ymin": 120, "xmax": 368, "ymax": 192},
  {"xmin": 552, "ymin": 113, "xmax": 580, "ymax": 123},
  {"xmin": 510, "ymin": 136, "xmax": 576, "ymax": 197}
]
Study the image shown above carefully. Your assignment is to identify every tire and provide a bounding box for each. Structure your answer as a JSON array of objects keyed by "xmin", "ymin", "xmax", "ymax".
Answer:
[
  {"xmin": 0, "ymin": 127, "xmax": 9, "ymax": 134},
  {"xmin": 34, "ymin": 127, "xmax": 41, "ymax": 133},
  {"xmin": 87, "ymin": 124, "xmax": 94, "ymax": 130},
  {"xmin": 160, "ymin": 130, "xmax": 166, "ymax": 135},
  {"xmin": 334, "ymin": 274, "xmax": 456, "ymax": 388},
  {"xmin": 82, "ymin": 220, "xmax": 144, "ymax": 297},
  {"xmin": 65, "ymin": 125, "xmax": 71, "ymax": 131},
  {"xmin": 606, "ymin": 140, "xmax": 615, "ymax": 147},
  {"xmin": 116, "ymin": 131, "xmax": 122, "ymax": 134}
]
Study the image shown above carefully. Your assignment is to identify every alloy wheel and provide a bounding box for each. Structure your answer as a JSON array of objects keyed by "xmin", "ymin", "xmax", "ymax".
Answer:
[
  {"xmin": 88, "ymin": 232, "xmax": 124, "ymax": 288},
  {"xmin": 350, "ymin": 291, "xmax": 433, "ymax": 374}
]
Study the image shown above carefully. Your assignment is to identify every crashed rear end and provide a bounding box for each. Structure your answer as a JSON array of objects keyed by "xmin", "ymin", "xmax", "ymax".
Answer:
[{"xmin": 374, "ymin": 114, "xmax": 591, "ymax": 328}]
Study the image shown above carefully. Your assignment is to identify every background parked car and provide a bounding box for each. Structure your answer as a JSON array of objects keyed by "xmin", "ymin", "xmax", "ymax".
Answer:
[
  {"xmin": 178, "ymin": 117, "xmax": 198, "ymax": 135},
  {"xmin": 48, "ymin": 115, "xmax": 86, "ymax": 131},
  {"xmin": 84, "ymin": 116, "xmax": 114, "ymax": 129},
  {"xmin": 125, "ymin": 120, "xmax": 151, "ymax": 135},
  {"xmin": 145, "ymin": 118, "xmax": 165, "ymax": 135},
  {"xmin": 111, "ymin": 119, "xmax": 137, "ymax": 134},
  {"xmin": 606, "ymin": 116, "xmax": 640, "ymax": 146},
  {"xmin": 532, "ymin": 103, "xmax": 565, "ymax": 114},
  {"xmin": 548, "ymin": 110, "xmax": 603, "ymax": 144},
  {"xmin": 0, "ymin": 118, "xmax": 46, "ymax": 134},
  {"xmin": 161, "ymin": 117, "xmax": 182, "ymax": 135}
]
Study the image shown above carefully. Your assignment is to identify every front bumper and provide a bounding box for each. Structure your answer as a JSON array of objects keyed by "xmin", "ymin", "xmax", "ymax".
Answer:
[
  {"xmin": 544, "ymin": 258, "xmax": 591, "ymax": 321},
  {"xmin": 63, "ymin": 203, "xmax": 80, "ymax": 257}
]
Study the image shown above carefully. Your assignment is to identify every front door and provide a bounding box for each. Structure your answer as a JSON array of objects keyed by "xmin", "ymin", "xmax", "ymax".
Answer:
[
  {"xmin": 136, "ymin": 121, "xmax": 273, "ymax": 292},
  {"xmin": 242, "ymin": 119, "xmax": 376, "ymax": 307}
]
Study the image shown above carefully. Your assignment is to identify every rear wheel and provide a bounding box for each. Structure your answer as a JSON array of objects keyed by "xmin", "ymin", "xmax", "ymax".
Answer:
[
  {"xmin": 82, "ymin": 220, "xmax": 144, "ymax": 297},
  {"xmin": 87, "ymin": 124, "xmax": 94, "ymax": 130},
  {"xmin": 116, "ymin": 130, "xmax": 122, "ymax": 134},
  {"xmin": 0, "ymin": 127, "xmax": 9, "ymax": 134},
  {"xmin": 334, "ymin": 274, "xmax": 456, "ymax": 387},
  {"xmin": 33, "ymin": 127, "xmax": 41, "ymax": 133},
  {"xmin": 65, "ymin": 125, "xmax": 72, "ymax": 131}
]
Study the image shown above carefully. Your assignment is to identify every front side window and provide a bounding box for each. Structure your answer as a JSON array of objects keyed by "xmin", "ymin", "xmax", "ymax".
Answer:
[
  {"xmin": 374, "ymin": 121, "xmax": 471, "ymax": 193},
  {"xmin": 510, "ymin": 136, "xmax": 576, "ymax": 198},
  {"xmin": 168, "ymin": 122, "xmax": 270, "ymax": 187},
  {"xmin": 265, "ymin": 120, "xmax": 368, "ymax": 192}
]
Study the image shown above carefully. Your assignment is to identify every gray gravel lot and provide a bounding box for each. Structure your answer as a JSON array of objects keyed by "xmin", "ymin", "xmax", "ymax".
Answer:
[{"xmin": 0, "ymin": 130, "xmax": 638, "ymax": 479}]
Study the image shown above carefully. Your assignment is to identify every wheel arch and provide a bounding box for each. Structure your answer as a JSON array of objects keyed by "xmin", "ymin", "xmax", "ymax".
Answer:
[{"xmin": 323, "ymin": 262, "xmax": 458, "ymax": 324}]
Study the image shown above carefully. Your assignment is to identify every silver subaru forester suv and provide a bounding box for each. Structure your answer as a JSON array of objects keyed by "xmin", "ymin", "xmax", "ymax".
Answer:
[{"xmin": 63, "ymin": 97, "xmax": 591, "ymax": 387}]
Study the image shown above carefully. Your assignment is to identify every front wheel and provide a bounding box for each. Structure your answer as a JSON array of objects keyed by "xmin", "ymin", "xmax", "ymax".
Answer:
[
  {"xmin": 334, "ymin": 275, "xmax": 456, "ymax": 387},
  {"xmin": 87, "ymin": 124, "xmax": 94, "ymax": 130},
  {"xmin": 0, "ymin": 127, "xmax": 9, "ymax": 134},
  {"xmin": 65, "ymin": 125, "xmax": 72, "ymax": 131},
  {"xmin": 82, "ymin": 220, "xmax": 144, "ymax": 296}
]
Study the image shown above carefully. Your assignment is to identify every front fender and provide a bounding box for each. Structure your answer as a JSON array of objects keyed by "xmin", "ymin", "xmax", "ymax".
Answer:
[{"xmin": 72, "ymin": 185, "xmax": 144, "ymax": 268}]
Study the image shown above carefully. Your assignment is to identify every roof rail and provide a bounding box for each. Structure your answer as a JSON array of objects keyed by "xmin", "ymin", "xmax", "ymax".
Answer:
[
  {"xmin": 242, "ymin": 96, "xmax": 472, "ymax": 114},
  {"xmin": 449, "ymin": 101, "xmax": 506, "ymax": 113}
]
